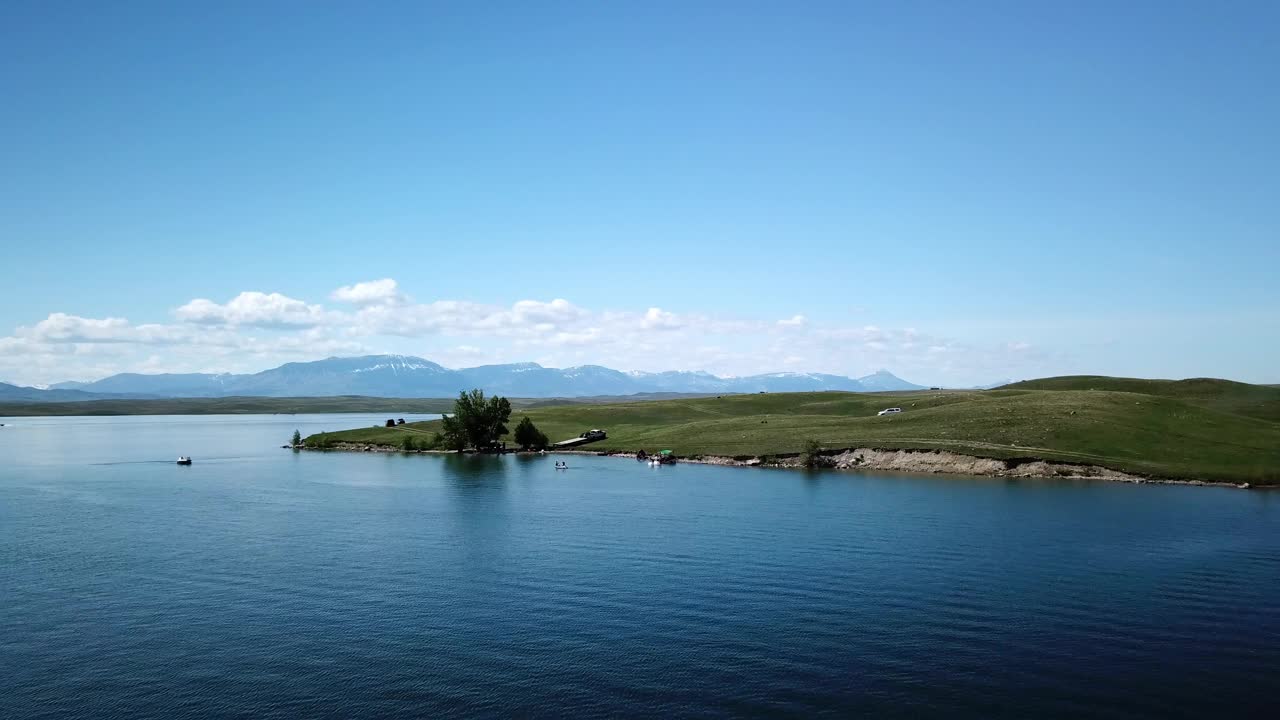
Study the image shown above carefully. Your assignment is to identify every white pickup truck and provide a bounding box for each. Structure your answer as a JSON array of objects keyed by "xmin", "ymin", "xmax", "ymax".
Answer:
[{"xmin": 877, "ymin": 407, "xmax": 902, "ymax": 416}]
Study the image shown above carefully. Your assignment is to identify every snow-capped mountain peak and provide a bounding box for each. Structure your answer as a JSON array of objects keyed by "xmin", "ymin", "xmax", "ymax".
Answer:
[{"xmin": 42, "ymin": 356, "xmax": 929, "ymax": 399}]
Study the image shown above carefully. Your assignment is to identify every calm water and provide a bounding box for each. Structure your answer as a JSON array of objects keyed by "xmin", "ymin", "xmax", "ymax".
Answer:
[{"xmin": 2, "ymin": 415, "xmax": 1278, "ymax": 718}]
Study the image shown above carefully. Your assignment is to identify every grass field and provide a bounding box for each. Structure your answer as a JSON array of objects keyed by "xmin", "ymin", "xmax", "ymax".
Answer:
[
  {"xmin": 1001, "ymin": 376, "xmax": 1280, "ymax": 423},
  {"xmin": 310, "ymin": 378, "xmax": 1280, "ymax": 484}
]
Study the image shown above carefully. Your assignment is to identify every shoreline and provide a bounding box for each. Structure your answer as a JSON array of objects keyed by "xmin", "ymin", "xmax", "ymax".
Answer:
[{"xmin": 302, "ymin": 442, "xmax": 1256, "ymax": 490}]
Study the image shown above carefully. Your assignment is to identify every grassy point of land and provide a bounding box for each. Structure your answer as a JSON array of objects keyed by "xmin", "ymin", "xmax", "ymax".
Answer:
[{"xmin": 308, "ymin": 378, "xmax": 1280, "ymax": 485}]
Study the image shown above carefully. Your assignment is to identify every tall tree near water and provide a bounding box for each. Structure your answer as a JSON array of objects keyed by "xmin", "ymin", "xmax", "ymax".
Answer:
[
  {"xmin": 513, "ymin": 416, "xmax": 549, "ymax": 450},
  {"xmin": 441, "ymin": 389, "xmax": 512, "ymax": 450}
]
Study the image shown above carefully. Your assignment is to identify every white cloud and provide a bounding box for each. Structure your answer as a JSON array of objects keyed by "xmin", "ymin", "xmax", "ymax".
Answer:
[
  {"xmin": 545, "ymin": 328, "xmax": 606, "ymax": 347},
  {"xmin": 640, "ymin": 307, "xmax": 682, "ymax": 330},
  {"xmin": 15, "ymin": 313, "xmax": 212, "ymax": 346},
  {"xmin": 0, "ymin": 278, "xmax": 1059, "ymax": 386},
  {"xmin": 509, "ymin": 299, "xmax": 585, "ymax": 327},
  {"xmin": 352, "ymin": 298, "xmax": 589, "ymax": 338},
  {"xmin": 175, "ymin": 292, "xmax": 327, "ymax": 328},
  {"xmin": 21, "ymin": 313, "xmax": 131, "ymax": 343},
  {"xmin": 0, "ymin": 336, "xmax": 45, "ymax": 356},
  {"xmin": 331, "ymin": 278, "xmax": 406, "ymax": 306}
]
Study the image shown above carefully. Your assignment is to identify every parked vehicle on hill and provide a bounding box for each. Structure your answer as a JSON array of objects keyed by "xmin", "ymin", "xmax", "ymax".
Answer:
[
  {"xmin": 553, "ymin": 429, "xmax": 609, "ymax": 448},
  {"xmin": 877, "ymin": 407, "xmax": 903, "ymax": 416}
]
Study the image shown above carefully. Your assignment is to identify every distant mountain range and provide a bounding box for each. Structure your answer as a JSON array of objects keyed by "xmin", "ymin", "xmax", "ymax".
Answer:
[
  {"xmin": 0, "ymin": 355, "xmax": 935, "ymax": 402},
  {"xmin": 0, "ymin": 382, "xmax": 160, "ymax": 403}
]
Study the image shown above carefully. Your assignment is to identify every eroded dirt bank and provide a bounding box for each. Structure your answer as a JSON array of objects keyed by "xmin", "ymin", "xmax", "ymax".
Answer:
[{"xmin": 676, "ymin": 448, "xmax": 1250, "ymax": 488}]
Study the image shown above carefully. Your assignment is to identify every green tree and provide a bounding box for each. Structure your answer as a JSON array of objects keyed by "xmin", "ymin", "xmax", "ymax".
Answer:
[
  {"xmin": 291, "ymin": 429, "xmax": 302, "ymax": 447},
  {"xmin": 513, "ymin": 416, "xmax": 549, "ymax": 450},
  {"xmin": 439, "ymin": 416, "xmax": 468, "ymax": 451},
  {"xmin": 400, "ymin": 433, "xmax": 417, "ymax": 452},
  {"xmin": 440, "ymin": 389, "xmax": 513, "ymax": 451},
  {"xmin": 801, "ymin": 439, "xmax": 831, "ymax": 469}
]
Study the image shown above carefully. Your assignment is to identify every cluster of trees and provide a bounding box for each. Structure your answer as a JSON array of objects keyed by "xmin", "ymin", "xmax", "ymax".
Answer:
[
  {"xmin": 434, "ymin": 389, "xmax": 549, "ymax": 452},
  {"xmin": 440, "ymin": 389, "xmax": 512, "ymax": 450},
  {"xmin": 300, "ymin": 389, "xmax": 551, "ymax": 453}
]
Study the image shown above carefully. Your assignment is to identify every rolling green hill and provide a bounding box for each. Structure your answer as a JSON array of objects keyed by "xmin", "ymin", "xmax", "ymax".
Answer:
[
  {"xmin": 999, "ymin": 376, "xmax": 1280, "ymax": 423},
  {"xmin": 309, "ymin": 380, "xmax": 1280, "ymax": 485}
]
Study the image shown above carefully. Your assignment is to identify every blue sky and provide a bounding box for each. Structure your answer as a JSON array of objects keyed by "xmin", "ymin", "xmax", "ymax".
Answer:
[{"xmin": 1, "ymin": 1, "xmax": 1277, "ymax": 386}]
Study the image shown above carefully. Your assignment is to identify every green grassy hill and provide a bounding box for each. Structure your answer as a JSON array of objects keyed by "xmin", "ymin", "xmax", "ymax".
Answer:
[
  {"xmin": 999, "ymin": 376, "xmax": 1280, "ymax": 423},
  {"xmin": 309, "ymin": 381, "xmax": 1280, "ymax": 484}
]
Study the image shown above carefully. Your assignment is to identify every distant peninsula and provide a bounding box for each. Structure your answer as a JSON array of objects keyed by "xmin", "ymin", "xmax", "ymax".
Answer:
[{"xmin": 304, "ymin": 377, "xmax": 1280, "ymax": 487}]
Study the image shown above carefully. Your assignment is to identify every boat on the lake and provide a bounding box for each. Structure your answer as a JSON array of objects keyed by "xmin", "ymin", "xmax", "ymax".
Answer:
[
  {"xmin": 650, "ymin": 450, "xmax": 676, "ymax": 466},
  {"xmin": 177, "ymin": 456, "xmax": 192, "ymax": 465}
]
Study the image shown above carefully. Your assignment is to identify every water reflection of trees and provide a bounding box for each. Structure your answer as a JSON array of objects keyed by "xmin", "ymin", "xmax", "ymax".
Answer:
[
  {"xmin": 442, "ymin": 453, "xmax": 510, "ymax": 487},
  {"xmin": 441, "ymin": 454, "xmax": 512, "ymax": 566},
  {"xmin": 511, "ymin": 453, "xmax": 543, "ymax": 484}
]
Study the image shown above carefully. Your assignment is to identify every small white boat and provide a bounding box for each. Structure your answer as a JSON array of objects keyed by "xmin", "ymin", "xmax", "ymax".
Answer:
[{"xmin": 176, "ymin": 456, "xmax": 192, "ymax": 466}]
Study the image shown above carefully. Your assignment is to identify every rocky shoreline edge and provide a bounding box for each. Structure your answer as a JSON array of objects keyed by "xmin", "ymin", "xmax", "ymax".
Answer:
[
  {"xmin": 669, "ymin": 449, "xmax": 1254, "ymax": 489},
  {"xmin": 302, "ymin": 442, "xmax": 1257, "ymax": 489}
]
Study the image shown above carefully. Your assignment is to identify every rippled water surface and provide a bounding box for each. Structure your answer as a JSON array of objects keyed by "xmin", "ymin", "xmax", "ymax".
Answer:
[{"xmin": 2, "ymin": 414, "xmax": 1278, "ymax": 718}]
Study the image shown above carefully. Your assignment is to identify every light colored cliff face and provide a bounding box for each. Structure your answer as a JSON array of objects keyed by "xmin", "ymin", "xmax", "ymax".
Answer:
[
  {"xmin": 688, "ymin": 448, "xmax": 1228, "ymax": 485},
  {"xmin": 820, "ymin": 449, "xmax": 1145, "ymax": 480},
  {"xmin": 684, "ymin": 448, "xmax": 1138, "ymax": 479},
  {"xmin": 822, "ymin": 449, "xmax": 1009, "ymax": 476}
]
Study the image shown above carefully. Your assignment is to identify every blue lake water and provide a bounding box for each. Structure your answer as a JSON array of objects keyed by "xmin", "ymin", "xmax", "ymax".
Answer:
[{"xmin": 2, "ymin": 414, "xmax": 1278, "ymax": 718}]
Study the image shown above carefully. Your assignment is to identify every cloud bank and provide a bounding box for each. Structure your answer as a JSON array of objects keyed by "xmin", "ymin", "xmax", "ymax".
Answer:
[{"xmin": 0, "ymin": 279, "xmax": 1047, "ymax": 386}]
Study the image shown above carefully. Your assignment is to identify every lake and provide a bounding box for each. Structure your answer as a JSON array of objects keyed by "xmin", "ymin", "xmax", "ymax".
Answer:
[{"xmin": 2, "ymin": 414, "xmax": 1278, "ymax": 718}]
